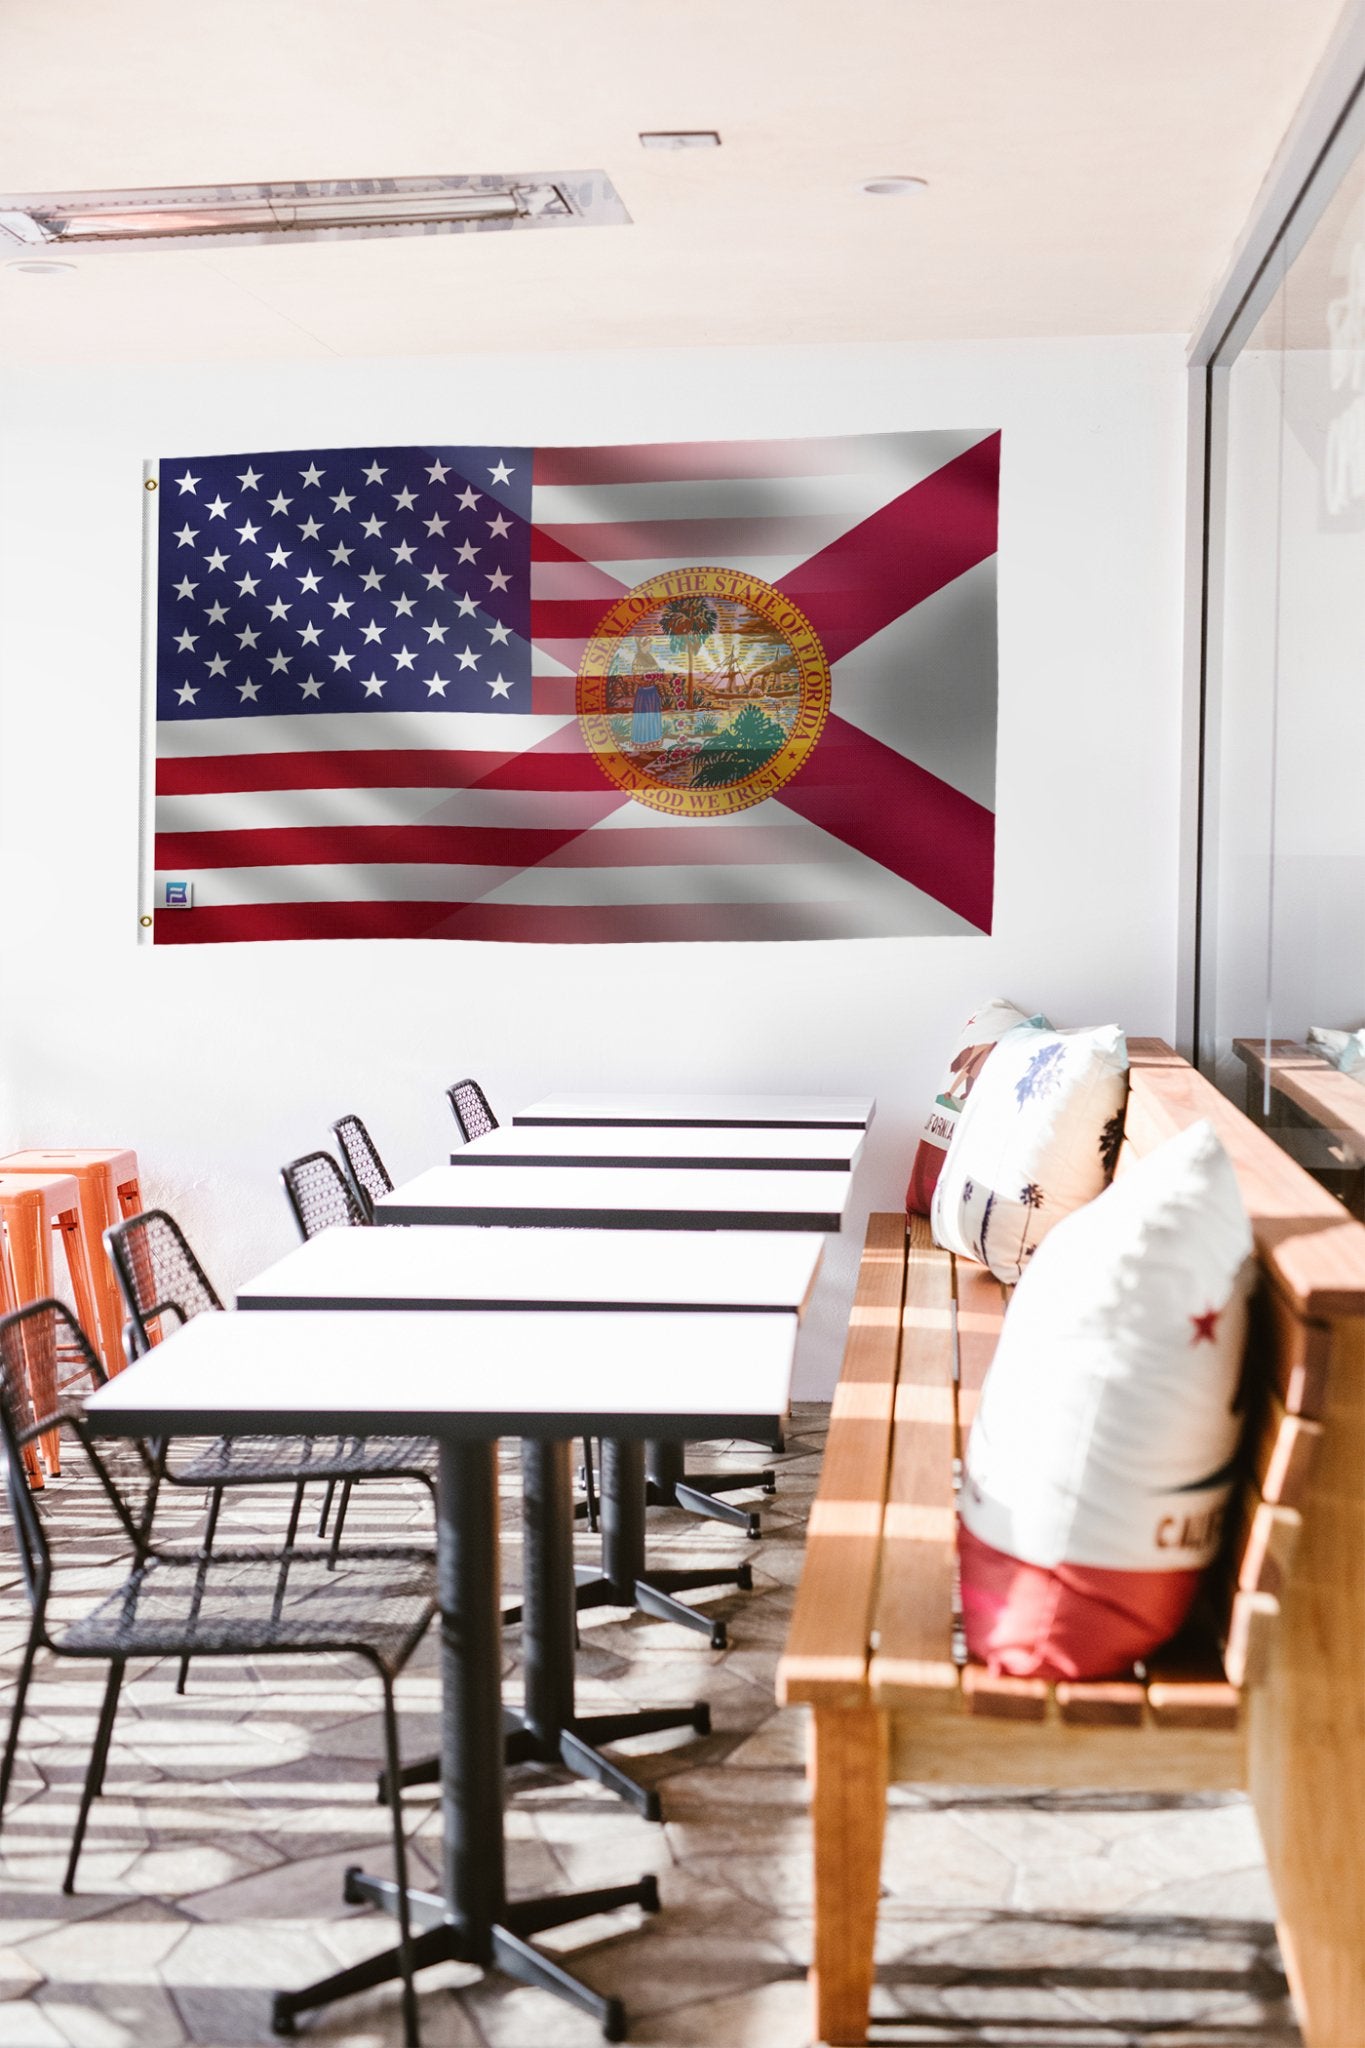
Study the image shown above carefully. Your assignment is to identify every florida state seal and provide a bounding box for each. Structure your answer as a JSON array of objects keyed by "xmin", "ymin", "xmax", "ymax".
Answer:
[{"xmin": 576, "ymin": 567, "xmax": 830, "ymax": 817}]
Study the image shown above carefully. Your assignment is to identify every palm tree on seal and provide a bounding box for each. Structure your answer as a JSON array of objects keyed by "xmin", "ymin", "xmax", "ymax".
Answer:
[{"xmin": 659, "ymin": 594, "xmax": 718, "ymax": 713}]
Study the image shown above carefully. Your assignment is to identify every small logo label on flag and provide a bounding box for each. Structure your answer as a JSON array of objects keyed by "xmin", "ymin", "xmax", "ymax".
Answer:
[{"xmin": 160, "ymin": 879, "xmax": 194, "ymax": 908}]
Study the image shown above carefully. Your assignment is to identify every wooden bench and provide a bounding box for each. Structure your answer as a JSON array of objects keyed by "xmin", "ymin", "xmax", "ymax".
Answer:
[
  {"xmin": 1235, "ymin": 1035, "xmax": 1365, "ymax": 1217},
  {"xmin": 778, "ymin": 1039, "xmax": 1365, "ymax": 2047}
]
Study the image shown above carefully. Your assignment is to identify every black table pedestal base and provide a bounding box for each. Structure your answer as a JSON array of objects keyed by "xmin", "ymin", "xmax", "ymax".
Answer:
[
  {"xmin": 505, "ymin": 1700, "xmax": 709, "ymax": 1821},
  {"xmin": 270, "ymin": 1864, "xmax": 658, "ymax": 2043},
  {"xmin": 573, "ymin": 1559, "xmax": 751, "ymax": 1650},
  {"xmin": 574, "ymin": 1439, "xmax": 754, "ymax": 1649},
  {"xmin": 382, "ymin": 1694, "xmax": 709, "ymax": 1813},
  {"xmin": 644, "ymin": 1439, "xmax": 775, "ymax": 1539}
]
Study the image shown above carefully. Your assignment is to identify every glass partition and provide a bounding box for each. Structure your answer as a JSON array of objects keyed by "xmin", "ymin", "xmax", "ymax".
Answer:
[{"xmin": 1203, "ymin": 130, "xmax": 1365, "ymax": 1212}]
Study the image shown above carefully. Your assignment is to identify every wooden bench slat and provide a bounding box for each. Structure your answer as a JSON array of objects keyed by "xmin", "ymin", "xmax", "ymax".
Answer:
[
  {"xmin": 962, "ymin": 1666, "xmax": 1049, "ymax": 1720},
  {"xmin": 1055, "ymin": 1679, "xmax": 1147, "ymax": 1727},
  {"xmin": 777, "ymin": 1211, "xmax": 907, "ymax": 1707},
  {"xmin": 868, "ymin": 1217, "xmax": 958, "ymax": 1700},
  {"xmin": 1250, "ymin": 1276, "xmax": 1331, "ymax": 1420},
  {"xmin": 1143, "ymin": 1629, "xmax": 1242, "ymax": 1730},
  {"xmin": 1226, "ymin": 1489, "xmax": 1302, "ymax": 1599},
  {"xmin": 1251, "ymin": 1392, "xmax": 1324, "ymax": 1510},
  {"xmin": 953, "ymin": 1256, "xmax": 1008, "ymax": 1452},
  {"xmin": 1225, "ymin": 1587, "xmax": 1280, "ymax": 1688}
]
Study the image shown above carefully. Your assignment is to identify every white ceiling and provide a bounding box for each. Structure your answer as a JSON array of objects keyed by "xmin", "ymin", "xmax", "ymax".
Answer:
[{"xmin": 0, "ymin": 0, "xmax": 1348, "ymax": 365}]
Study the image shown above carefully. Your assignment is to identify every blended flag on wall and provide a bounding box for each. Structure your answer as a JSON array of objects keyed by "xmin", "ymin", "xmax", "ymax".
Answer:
[{"xmin": 149, "ymin": 430, "xmax": 999, "ymax": 943}]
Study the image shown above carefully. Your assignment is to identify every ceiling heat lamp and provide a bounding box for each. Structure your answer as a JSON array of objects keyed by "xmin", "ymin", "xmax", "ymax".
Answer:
[{"xmin": 0, "ymin": 172, "xmax": 630, "ymax": 257}]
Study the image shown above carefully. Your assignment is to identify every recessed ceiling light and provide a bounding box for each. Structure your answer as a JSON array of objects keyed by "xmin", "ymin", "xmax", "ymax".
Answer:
[
  {"xmin": 4, "ymin": 257, "xmax": 77, "ymax": 275},
  {"xmin": 639, "ymin": 132, "xmax": 721, "ymax": 150},
  {"xmin": 860, "ymin": 176, "xmax": 928, "ymax": 197},
  {"xmin": 0, "ymin": 173, "xmax": 631, "ymax": 256}
]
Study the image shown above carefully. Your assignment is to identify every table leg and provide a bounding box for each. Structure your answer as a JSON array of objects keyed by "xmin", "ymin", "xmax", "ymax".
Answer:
[
  {"xmin": 644, "ymin": 1437, "xmax": 776, "ymax": 1539},
  {"xmin": 271, "ymin": 1438, "xmax": 657, "ymax": 2044},
  {"xmin": 514, "ymin": 1438, "xmax": 709, "ymax": 1820},
  {"xmin": 574, "ymin": 1440, "xmax": 753, "ymax": 1651}
]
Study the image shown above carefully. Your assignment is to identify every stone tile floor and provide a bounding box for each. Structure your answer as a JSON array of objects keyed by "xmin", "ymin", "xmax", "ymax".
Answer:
[{"xmin": 1, "ymin": 1407, "xmax": 1300, "ymax": 2047}]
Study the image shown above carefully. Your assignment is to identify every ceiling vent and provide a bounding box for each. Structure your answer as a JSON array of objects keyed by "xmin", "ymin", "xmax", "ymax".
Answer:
[{"xmin": 0, "ymin": 172, "xmax": 631, "ymax": 255}]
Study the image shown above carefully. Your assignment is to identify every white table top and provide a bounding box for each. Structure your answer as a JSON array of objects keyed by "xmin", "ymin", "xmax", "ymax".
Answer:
[
  {"xmin": 83, "ymin": 1309, "xmax": 796, "ymax": 1441},
  {"xmin": 375, "ymin": 1164, "xmax": 851, "ymax": 1233},
  {"xmin": 456, "ymin": 1125, "xmax": 865, "ymax": 1172},
  {"xmin": 238, "ymin": 1225, "xmax": 823, "ymax": 1316},
  {"xmin": 511, "ymin": 1092, "xmax": 875, "ymax": 1131}
]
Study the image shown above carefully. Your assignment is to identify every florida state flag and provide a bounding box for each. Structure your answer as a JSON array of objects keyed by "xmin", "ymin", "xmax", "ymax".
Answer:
[{"xmin": 151, "ymin": 428, "xmax": 999, "ymax": 943}]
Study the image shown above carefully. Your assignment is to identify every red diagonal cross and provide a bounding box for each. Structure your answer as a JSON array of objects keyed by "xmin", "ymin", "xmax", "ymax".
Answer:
[{"xmin": 523, "ymin": 433, "xmax": 1000, "ymax": 930}]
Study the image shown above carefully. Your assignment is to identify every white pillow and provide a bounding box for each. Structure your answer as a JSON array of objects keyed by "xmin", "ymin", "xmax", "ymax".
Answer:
[
  {"xmin": 1307, "ymin": 1024, "xmax": 1365, "ymax": 1077},
  {"xmin": 931, "ymin": 1022, "xmax": 1129, "ymax": 1283},
  {"xmin": 960, "ymin": 1117, "xmax": 1254, "ymax": 1574}
]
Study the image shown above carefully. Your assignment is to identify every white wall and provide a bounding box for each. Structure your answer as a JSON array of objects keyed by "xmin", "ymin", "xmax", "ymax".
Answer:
[{"xmin": 0, "ymin": 335, "xmax": 1188, "ymax": 1395}]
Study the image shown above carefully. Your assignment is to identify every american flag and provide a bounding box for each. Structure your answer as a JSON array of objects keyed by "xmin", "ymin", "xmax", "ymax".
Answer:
[{"xmin": 151, "ymin": 431, "xmax": 999, "ymax": 943}]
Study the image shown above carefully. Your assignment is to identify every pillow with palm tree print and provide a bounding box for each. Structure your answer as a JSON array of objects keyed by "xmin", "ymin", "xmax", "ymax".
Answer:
[{"xmin": 930, "ymin": 1022, "xmax": 1129, "ymax": 1283}]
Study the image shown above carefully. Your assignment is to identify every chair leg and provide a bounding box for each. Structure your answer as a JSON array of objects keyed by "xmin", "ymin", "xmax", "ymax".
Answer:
[
  {"xmin": 0, "ymin": 1622, "xmax": 42, "ymax": 1831},
  {"xmin": 315, "ymin": 1478, "xmax": 337, "ymax": 1539},
  {"xmin": 327, "ymin": 1479, "xmax": 354, "ymax": 1567},
  {"xmin": 379, "ymin": 1676, "xmax": 420, "ymax": 2048},
  {"xmin": 581, "ymin": 1437, "xmax": 599, "ymax": 1534},
  {"xmin": 177, "ymin": 1485, "xmax": 224, "ymax": 1696},
  {"xmin": 268, "ymin": 1484, "xmax": 310, "ymax": 1628},
  {"xmin": 63, "ymin": 1658, "xmax": 126, "ymax": 1895},
  {"xmin": 282, "ymin": 1480, "xmax": 307, "ymax": 1549}
]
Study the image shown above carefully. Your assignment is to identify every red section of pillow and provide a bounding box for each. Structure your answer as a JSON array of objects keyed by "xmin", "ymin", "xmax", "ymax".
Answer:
[
  {"xmin": 957, "ymin": 1523, "xmax": 1201, "ymax": 1681},
  {"xmin": 905, "ymin": 1138, "xmax": 948, "ymax": 1217},
  {"xmin": 905, "ymin": 1035, "xmax": 1007, "ymax": 1217}
]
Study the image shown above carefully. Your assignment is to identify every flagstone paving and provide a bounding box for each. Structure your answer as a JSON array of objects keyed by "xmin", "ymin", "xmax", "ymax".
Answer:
[{"xmin": 1, "ymin": 1408, "xmax": 1300, "ymax": 2047}]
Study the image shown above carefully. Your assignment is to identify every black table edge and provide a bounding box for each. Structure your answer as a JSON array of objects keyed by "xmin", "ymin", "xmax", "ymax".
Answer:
[
  {"xmin": 373, "ymin": 1204, "xmax": 843, "ymax": 1232},
  {"xmin": 510, "ymin": 1114, "xmax": 867, "ymax": 1130},
  {"xmin": 237, "ymin": 1292, "xmax": 803, "ymax": 1315},
  {"xmin": 85, "ymin": 1407, "xmax": 790, "ymax": 1443}
]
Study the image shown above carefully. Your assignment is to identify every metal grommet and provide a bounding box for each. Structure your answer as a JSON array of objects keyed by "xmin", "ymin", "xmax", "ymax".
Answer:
[
  {"xmin": 139, "ymin": 914, "xmax": 153, "ymax": 927},
  {"xmin": 144, "ymin": 478, "xmax": 158, "ymax": 492}
]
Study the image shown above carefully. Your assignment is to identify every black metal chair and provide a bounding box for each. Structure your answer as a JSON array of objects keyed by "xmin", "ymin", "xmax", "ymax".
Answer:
[
  {"xmin": 446, "ymin": 1078, "xmax": 498, "ymax": 1144},
  {"xmin": 331, "ymin": 1113, "xmax": 394, "ymax": 1223},
  {"xmin": 0, "ymin": 1299, "xmax": 432, "ymax": 2045},
  {"xmin": 104, "ymin": 1208, "xmax": 437, "ymax": 1670},
  {"xmin": 281, "ymin": 1148, "xmax": 366, "ymax": 1235},
  {"xmin": 278, "ymin": 1156, "xmax": 442, "ymax": 1559}
]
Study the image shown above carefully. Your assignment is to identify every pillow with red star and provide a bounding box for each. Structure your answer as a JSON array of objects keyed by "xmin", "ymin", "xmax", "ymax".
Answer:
[{"xmin": 957, "ymin": 1118, "xmax": 1254, "ymax": 1681}]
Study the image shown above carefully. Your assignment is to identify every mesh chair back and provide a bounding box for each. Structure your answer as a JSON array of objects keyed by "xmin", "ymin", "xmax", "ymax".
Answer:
[
  {"xmin": 0, "ymin": 1302, "xmax": 144, "ymax": 1612},
  {"xmin": 331, "ymin": 1114, "xmax": 394, "ymax": 1221},
  {"xmin": 447, "ymin": 1078, "xmax": 498, "ymax": 1144},
  {"xmin": 0, "ymin": 1305, "xmax": 51, "ymax": 1604},
  {"xmin": 105, "ymin": 1209, "xmax": 224, "ymax": 1356},
  {"xmin": 281, "ymin": 1150, "xmax": 366, "ymax": 1240}
]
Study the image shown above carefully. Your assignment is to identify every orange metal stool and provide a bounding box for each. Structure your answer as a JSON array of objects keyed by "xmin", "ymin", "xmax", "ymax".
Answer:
[
  {"xmin": 0, "ymin": 1149, "xmax": 142, "ymax": 1377},
  {"xmin": 0, "ymin": 1171, "xmax": 106, "ymax": 1475}
]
